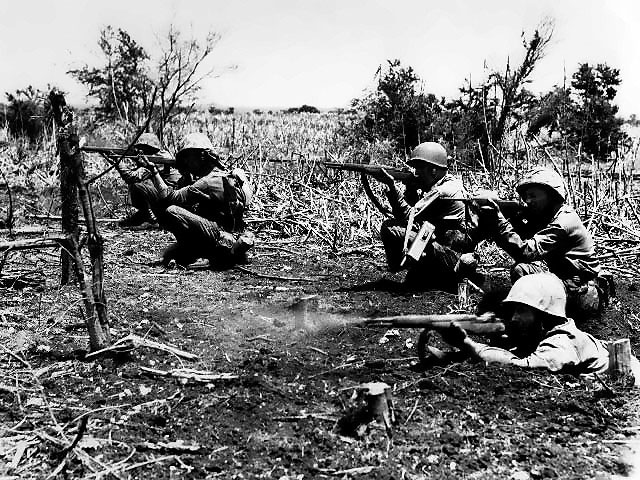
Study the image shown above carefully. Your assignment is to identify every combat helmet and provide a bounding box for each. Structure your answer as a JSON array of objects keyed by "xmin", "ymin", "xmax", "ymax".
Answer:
[
  {"xmin": 503, "ymin": 273, "xmax": 567, "ymax": 319},
  {"xmin": 516, "ymin": 167, "xmax": 566, "ymax": 201},
  {"xmin": 176, "ymin": 132, "xmax": 223, "ymax": 170},
  {"xmin": 408, "ymin": 142, "xmax": 448, "ymax": 169},
  {"xmin": 134, "ymin": 132, "xmax": 162, "ymax": 154}
]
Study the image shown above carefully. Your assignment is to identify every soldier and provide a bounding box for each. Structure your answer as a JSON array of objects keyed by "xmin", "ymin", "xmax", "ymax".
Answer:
[
  {"xmin": 110, "ymin": 133, "xmax": 183, "ymax": 228},
  {"xmin": 443, "ymin": 273, "xmax": 639, "ymax": 384},
  {"xmin": 374, "ymin": 142, "xmax": 477, "ymax": 291},
  {"xmin": 480, "ymin": 167, "xmax": 604, "ymax": 317},
  {"xmin": 138, "ymin": 132, "xmax": 254, "ymax": 268}
]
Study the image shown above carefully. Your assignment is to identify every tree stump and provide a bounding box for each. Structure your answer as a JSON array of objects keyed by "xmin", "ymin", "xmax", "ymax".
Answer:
[{"xmin": 608, "ymin": 338, "xmax": 633, "ymax": 380}]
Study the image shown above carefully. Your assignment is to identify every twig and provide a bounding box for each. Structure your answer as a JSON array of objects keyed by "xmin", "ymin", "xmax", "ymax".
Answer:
[
  {"xmin": 139, "ymin": 366, "xmax": 238, "ymax": 382},
  {"xmin": 84, "ymin": 334, "xmax": 198, "ymax": 360},
  {"xmin": 234, "ymin": 265, "xmax": 316, "ymax": 282},
  {"xmin": 404, "ymin": 398, "xmax": 420, "ymax": 425},
  {"xmin": 308, "ymin": 346, "xmax": 329, "ymax": 356}
]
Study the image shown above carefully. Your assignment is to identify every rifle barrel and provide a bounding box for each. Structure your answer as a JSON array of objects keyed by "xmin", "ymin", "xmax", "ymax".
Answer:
[
  {"xmin": 81, "ymin": 146, "xmax": 176, "ymax": 166},
  {"xmin": 365, "ymin": 314, "xmax": 505, "ymax": 334},
  {"xmin": 324, "ymin": 162, "xmax": 415, "ymax": 182},
  {"xmin": 366, "ymin": 314, "xmax": 478, "ymax": 328}
]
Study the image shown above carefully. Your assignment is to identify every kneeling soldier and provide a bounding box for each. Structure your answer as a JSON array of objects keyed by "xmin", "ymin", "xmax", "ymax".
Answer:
[
  {"xmin": 113, "ymin": 133, "xmax": 181, "ymax": 228},
  {"xmin": 375, "ymin": 142, "xmax": 477, "ymax": 291},
  {"xmin": 481, "ymin": 167, "xmax": 605, "ymax": 317},
  {"xmin": 139, "ymin": 132, "xmax": 254, "ymax": 268}
]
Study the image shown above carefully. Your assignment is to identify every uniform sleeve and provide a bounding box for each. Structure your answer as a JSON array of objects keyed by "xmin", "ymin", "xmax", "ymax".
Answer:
[
  {"xmin": 386, "ymin": 185, "xmax": 417, "ymax": 221},
  {"xmin": 516, "ymin": 335, "xmax": 581, "ymax": 372},
  {"xmin": 493, "ymin": 213, "xmax": 568, "ymax": 262},
  {"xmin": 118, "ymin": 165, "xmax": 151, "ymax": 184},
  {"xmin": 163, "ymin": 176, "xmax": 224, "ymax": 207},
  {"xmin": 463, "ymin": 338, "xmax": 579, "ymax": 372}
]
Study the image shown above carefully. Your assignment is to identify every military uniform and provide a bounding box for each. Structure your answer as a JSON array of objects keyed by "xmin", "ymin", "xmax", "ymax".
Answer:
[
  {"xmin": 447, "ymin": 273, "xmax": 640, "ymax": 384},
  {"xmin": 149, "ymin": 133, "xmax": 254, "ymax": 268},
  {"xmin": 380, "ymin": 143, "xmax": 476, "ymax": 291},
  {"xmin": 116, "ymin": 133, "xmax": 185, "ymax": 227},
  {"xmin": 488, "ymin": 168, "xmax": 603, "ymax": 316}
]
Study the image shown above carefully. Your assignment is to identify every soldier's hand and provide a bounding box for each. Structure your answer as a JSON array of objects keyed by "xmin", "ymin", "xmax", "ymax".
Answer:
[
  {"xmin": 440, "ymin": 322, "xmax": 468, "ymax": 348},
  {"xmin": 478, "ymin": 198, "xmax": 500, "ymax": 219},
  {"xmin": 372, "ymin": 168, "xmax": 395, "ymax": 187},
  {"xmin": 474, "ymin": 189, "xmax": 500, "ymax": 204},
  {"xmin": 135, "ymin": 155, "xmax": 155, "ymax": 171}
]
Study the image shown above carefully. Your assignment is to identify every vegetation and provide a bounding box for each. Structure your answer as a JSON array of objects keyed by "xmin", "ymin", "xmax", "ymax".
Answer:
[
  {"xmin": 2, "ymin": 86, "xmax": 52, "ymax": 145},
  {"xmin": 69, "ymin": 25, "xmax": 221, "ymax": 143}
]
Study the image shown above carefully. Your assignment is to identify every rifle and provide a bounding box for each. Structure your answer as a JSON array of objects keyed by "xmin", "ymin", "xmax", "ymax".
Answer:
[
  {"xmin": 455, "ymin": 197, "xmax": 525, "ymax": 220},
  {"xmin": 324, "ymin": 162, "xmax": 416, "ymax": 183},
  {"xmin": 365, "ymin": 313, "xmax": 505, "ymax": 366},
  {"xmin": 81, "ymin": 146, "xmax": 176, "ymax": 166}
]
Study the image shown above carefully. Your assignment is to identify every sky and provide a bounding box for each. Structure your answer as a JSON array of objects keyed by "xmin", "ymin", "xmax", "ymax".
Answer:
[{"xmin": 1, "ymin": 0, "xmax": 639, "ymax": 117}]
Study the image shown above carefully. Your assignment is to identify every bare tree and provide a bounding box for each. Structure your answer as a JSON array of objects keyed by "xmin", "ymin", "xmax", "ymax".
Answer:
[
  {"xmin": 155, "ymin": 27, "xmax": 221, "ymax": 142},
  {"xmin": 70, "ymin": 25, "xmax": 223, "ymax": 141},
  {"xmin": 490, "ymin": 18, "xmax": 555, "ymax": 150}
]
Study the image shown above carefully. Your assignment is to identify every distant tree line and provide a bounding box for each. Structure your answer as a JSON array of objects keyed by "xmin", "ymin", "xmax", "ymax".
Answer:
[
  {"xmin": 346, "ymin": 19, "xmax": 626, "ymax": 165},
  {"xmin": 1, "ymin": 18, "xmax": 630, "ymax": 165}
]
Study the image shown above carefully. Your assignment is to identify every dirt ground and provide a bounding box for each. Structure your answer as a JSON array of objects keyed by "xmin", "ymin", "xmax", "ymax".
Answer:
[{"xmin": 1, "ymin": 217, "xmax": 640, "ymax": 479}]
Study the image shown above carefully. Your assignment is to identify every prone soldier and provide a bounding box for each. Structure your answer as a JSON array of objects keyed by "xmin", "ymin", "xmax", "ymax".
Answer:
[{"xmin": 443, "ymin": 273, "xmax": 639, "ymax": 384}]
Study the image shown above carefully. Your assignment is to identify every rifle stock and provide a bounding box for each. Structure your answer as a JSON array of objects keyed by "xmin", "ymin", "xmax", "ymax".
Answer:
[
  {"xmin": 455, "ymin": 198, "xmax": 525, "ymax": 219},
  {"xmin": 365, "ymin": 314, "xmax": 505, "ymax": 334},
  {"xmin": 81, "ymin": 146, "xmax": 176, "ymax": 166},
  {"xmin": 324, "ymin": 161, "xmax": 416, "ymax": 183}
]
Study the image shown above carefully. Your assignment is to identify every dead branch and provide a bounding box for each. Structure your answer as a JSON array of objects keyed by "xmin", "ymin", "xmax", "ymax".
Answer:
[
  {"xmin": 139, "ymin": 366, "xmax": 237, "ymax": 382},
  {"xmin": 84, "ymin": 334, "xmax": 198, "ymax": 360}
]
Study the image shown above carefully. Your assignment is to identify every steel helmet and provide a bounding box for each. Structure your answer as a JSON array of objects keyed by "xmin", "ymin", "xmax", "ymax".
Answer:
[
  {"xmin": 503, "ymin": 273, "xmax": 567, "ymax": 319},
  {"xmin": 176, "ymin": 132, "xmax": 223, "ymax": 169},
  {"xmin": 178, "ymin": 132, "xmax": 215, "ymax": 152},
  {"xmin": 516, "ymin": 167, "xmax": 566, "ymax": 201},
  {"xmin": 408, "ymin": 142, "xmax": 448, "ymax": 169},
  {"xmin": 134, "ymin": 132, "xmax": 162, "ymax": 153}
]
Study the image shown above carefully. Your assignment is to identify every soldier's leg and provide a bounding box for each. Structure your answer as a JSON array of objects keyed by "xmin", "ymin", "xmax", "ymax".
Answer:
[
  {"xmin": 162, "ymin": 205, "xmax": 220, "ymax": 264},
  {"xmin": 164, "ymin": 205, "xmax": 254, "ymax": 268},
  {"xmin": 380, "ymin": 219, "xmax": 416, "ymax": 272},
  {"xmin": 404, "ymin": 240, "xmax": 461, "ymax": 292},
  {"xmin": 564, "ymin": 277, "xmax": 600, "ymax": 320},
  {"xmin": 510, "ymin": 261, "xmax": 549, "ymax": 283},
  {"xmin": 120, "ymin": 180, "xmax": 158, "ymax": 227},
  {"xmin": 161, "ymin": 241, "xmax": 198, "ymax": 267}
]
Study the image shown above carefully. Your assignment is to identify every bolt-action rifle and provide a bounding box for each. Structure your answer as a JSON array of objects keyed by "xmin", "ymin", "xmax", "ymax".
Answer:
[
  {"xmin": 323, "ymin": 162, "xmax": 416, "ymax": 183},
  {"xmin": 365, "ymin": 313, "xmax": 505, "ymax": 366},
  {"xmin": 81, "ymin": 146, "xmax": 176, "ymax": 166},
  {"xmin": 454, "ymin": 197, "xmax": 525, "ymax": 220}
]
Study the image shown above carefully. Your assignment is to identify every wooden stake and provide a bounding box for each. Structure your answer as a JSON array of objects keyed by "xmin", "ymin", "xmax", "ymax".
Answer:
[
  {"xmin": 608, "ymin": 338, "xmax": 632, "ymax": 379},
  {"xmin": 50, "ymin": 89, "xmax": 111, "ymax": 351}
]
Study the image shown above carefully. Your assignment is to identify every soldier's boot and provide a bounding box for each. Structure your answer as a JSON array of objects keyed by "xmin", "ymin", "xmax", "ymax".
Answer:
[
  {"xmin": 161, "ymin": 242, "xmax": 197, "ymax": 268},
  {"xmin": 119, "ymin": 209, "xmax": 156, "ymax": 228},
  {"xmin": 566, "ymin": 281, "xmax": 601, "ymax": 320},
  {"xmin": 209, "ymin": 231, "xmax": 255, "ymax": 268}
]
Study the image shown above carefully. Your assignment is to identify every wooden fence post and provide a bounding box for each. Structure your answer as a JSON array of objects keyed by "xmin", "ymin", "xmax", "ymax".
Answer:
[
  {"xmin": 50, "ymin": 92, "xmax": 78, "ymax": 285},
  {"xmin": 49, "ymin": 89, "xmax": 111, "ymax": 351}
]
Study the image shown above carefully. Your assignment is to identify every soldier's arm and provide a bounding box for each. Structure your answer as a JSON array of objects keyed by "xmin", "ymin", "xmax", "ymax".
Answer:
[
  {"xmin": 492, "ymin": 212, "xmax": 567, "ymax": 263},
  {"xmin": 445, "ymin": 323, "xmax": 549, "ymax": 368}
]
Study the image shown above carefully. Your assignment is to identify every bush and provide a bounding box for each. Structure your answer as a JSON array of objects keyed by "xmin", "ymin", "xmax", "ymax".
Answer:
[{"xmin": 4, "ymin": 86, "xmax": 52, "ymax": 145}]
